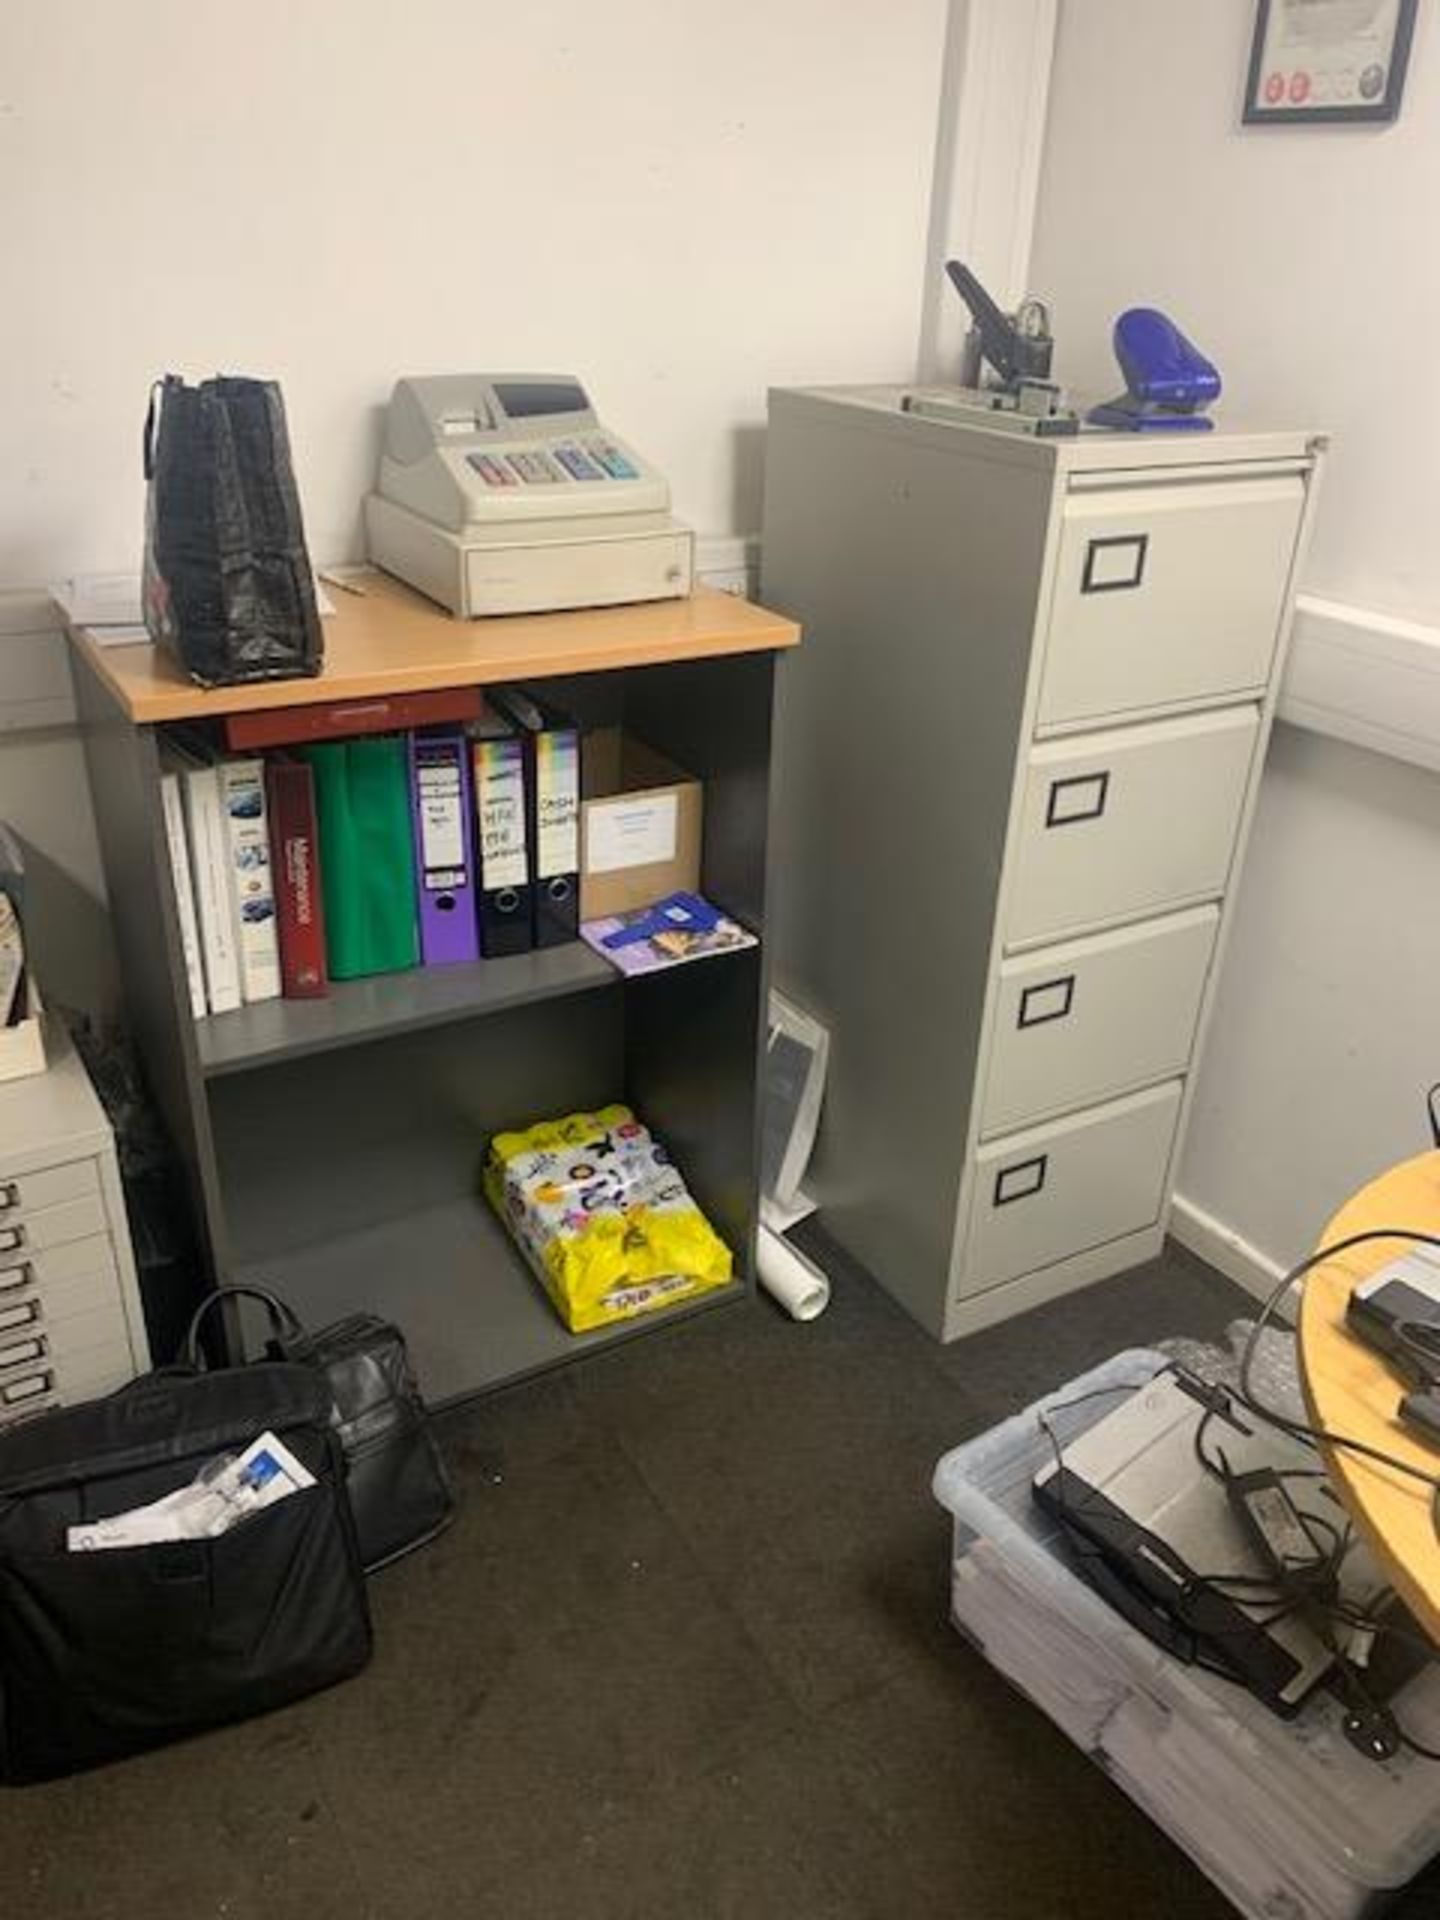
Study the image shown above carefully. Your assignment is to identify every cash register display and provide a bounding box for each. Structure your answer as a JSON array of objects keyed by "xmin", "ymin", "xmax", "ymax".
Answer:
[{"xmin": 493, "ymin": 379, "xmax": 589, "ymax": 419}]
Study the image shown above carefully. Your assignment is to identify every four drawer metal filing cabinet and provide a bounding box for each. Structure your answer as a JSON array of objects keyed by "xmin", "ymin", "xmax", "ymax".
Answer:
[
  {"xmin": 0, "ymin": 1025, "xmax": 149, "ymax": 1424},
  {"xmin": 761, "ymin": 387, "xmax": 1323, "ymax": 1338}
]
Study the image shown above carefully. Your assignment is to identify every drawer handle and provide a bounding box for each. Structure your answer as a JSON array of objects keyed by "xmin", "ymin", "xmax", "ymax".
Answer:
[
  {"xmin": 1046, "ymin": 772, "xmax": 1109, "ymax": 828},
  {"xmin": 0, "ymin": 1183, "xmax": 18, "ymax": 1213},
  {"xmin": 0, "ymin": 1225, "xmax": 26, "ymax": 1254},
  {"xmin": 0, "ymin": 1334, "xmax": 46, "ymax": 1370},
  {"xmin": 1, "ymin": 1369, "xmax": 54, "ymax": 1408},
  {"xmin": 0, "ymin": 1261, "xmax": 34, "ymax": 1294},
  {"xmin": 0, "ymin": 1299, "xmax": 39, "ymax": 1334},
  {"xmin": 1082, "ymin": 533, "xmax": 1148, "ymax": 594},
  {"xmin": 1018, "ymin": 976, "xmax": 1075, "ymax": 1029},
  {"xmin": 993, "ymin": 1155, "xmax": 1048, "ymax": 1208}
]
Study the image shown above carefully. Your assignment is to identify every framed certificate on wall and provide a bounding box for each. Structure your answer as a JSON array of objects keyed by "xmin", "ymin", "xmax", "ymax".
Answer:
[{"xmin": 1244, "ymin": 0, "xmax": 1418, "ymax": 124}]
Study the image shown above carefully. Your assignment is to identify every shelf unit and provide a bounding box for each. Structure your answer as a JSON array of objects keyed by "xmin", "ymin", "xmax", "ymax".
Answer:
[{"xmin": 70, "ymin": 576, "xmax": 799, "ymax": 1402}]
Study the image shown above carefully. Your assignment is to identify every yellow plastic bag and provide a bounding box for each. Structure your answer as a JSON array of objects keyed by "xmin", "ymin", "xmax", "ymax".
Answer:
[{"xmin": 483, "ymin": 1104, "xmax": 733, "ymax": 1333}]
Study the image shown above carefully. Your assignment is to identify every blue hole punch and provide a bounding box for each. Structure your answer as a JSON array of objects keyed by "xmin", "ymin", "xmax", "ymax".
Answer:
[{"xmin": 1088, "ymin": 309, "xmax": 1221, "ymax": 433}]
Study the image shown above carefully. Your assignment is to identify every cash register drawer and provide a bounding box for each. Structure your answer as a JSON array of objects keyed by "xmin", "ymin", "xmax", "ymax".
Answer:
[
  {"xmin": 1038, "ymin": 475, "xmax": 1303, "ymax": 727},
  {"xmin": 1006, "ymin": 706, "xmax": 1259, "ymax": 948},
  {"xmin": 981, "ymin": 906, "xmax": 1218, "ymax": 1136},
  {"xmin": 964, "ymin": 1080, "xmax": 1183, "ymax": 1295}
]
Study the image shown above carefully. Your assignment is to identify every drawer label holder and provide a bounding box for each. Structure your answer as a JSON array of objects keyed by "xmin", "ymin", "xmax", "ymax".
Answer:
[
  {"xmin": 993, "ymin": 1155, "xmax": 1049, "ymax": 1208},
  {"xmin": 1046, "ymin": 772, "xmax": 1110, "ymax": 828},
  {"xmin": 1082, "ymin": 533, "xmax": 1149, "ymax": 594},
  {"xmin": 1018, "ymin": 976, "xmax": 1076, "ymax": 1029}
]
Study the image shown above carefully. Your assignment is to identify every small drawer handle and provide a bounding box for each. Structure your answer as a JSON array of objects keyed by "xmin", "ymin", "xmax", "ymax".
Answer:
[
  {"xmin": 1046, "ymin": 772, "xmax": 1110, "ymax": 828},
  {"xmin": 0, "ymin": 1334, "xmax": 46, "ymax": 1370},
  {"xmin": 0, "ymin": 1183, "xmax": 18, "ymax": 1213},
  {"xmin": 0, "ymin": 1225, "xmax": 26, "ymax": 1254},
  {"xmin": 0, "ymin": 1261, "xmax": 34, "ymax": 1294},
  {"xmin": 1018, "ymin": 976, "xmax": 1075, "ymax": 1029},
  {"xmin": 1082, "ymin": 533, "xmax": 1148, "ymax": 594},
  {"xmin": 0, "ymin": 1299, "xmax": 39, "ymax": 1334},
  {"xmin": 993, "ymin": 1155, "xmax": 1048, "ymax": 1208},
  {"xmin": 1, "ymin": 1369, "xmax": 54, "ymax": 1408}
]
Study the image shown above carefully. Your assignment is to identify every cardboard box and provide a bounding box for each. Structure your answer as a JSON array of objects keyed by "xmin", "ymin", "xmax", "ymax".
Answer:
[
  {"xmin": 581, "ymin": 731, "xmax": 702, "ymax": 920},
  {"xmin": 0, "ymin": 978, "xmax": 46, "ymax": 1085}
]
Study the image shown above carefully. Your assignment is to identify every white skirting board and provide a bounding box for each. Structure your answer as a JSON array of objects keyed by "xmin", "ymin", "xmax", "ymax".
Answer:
[{"xmin": 1168, "ymin": 1191, "xmax": 1292, "ymax": 1311}]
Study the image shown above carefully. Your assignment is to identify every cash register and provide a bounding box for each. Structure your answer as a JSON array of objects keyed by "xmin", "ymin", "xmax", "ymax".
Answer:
[{"xmin": 365, "ymin": 373, "xmax": 694, "ymax": 618}]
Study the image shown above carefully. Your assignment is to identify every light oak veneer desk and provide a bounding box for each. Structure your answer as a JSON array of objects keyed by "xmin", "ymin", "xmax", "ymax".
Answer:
[{"xmin": 1299, "ymin": 1150, "xmax": 1440, "ymax": 1643}]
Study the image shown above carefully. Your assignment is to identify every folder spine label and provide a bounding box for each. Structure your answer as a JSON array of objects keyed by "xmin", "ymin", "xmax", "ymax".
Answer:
[
  {"xmin": 475, "ymin": 737, "xmax": 529, "ymax": 888},
  {"xmin": 535, "ymin": 730, "xmax": 580, "ymax": 880}
]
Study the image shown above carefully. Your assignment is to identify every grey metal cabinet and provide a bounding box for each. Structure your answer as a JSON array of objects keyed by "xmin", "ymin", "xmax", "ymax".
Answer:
[{"xmin": 761, "ymin": 387, "xmax": 1322, "ymax": 1339}]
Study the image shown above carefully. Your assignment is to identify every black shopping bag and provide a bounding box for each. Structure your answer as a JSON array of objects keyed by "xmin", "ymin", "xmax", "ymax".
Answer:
[{"xmin": 142, "ymin": 374, "xmax": 324, "ymax": 688}]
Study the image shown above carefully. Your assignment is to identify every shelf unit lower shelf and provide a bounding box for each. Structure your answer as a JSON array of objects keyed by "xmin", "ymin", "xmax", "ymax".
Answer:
[
  {"xmin": 233, "ymin": 1192, "xmax": 743, "ymax": 1405},
  {"xmin": 196, "ymin": 942, "xmax": 617, "ymax": 1076}
]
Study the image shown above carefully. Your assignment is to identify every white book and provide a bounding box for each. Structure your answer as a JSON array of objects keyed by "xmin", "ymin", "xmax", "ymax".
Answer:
[
  {"xmin": 159, "ymin": 771, "xmax": 206, "ymax": 1020},
  {"xmin": 216, "ymin": 758, "xmax": 280, "ymax": 1005},
  {"xmin": 170, "ymin": 749, "xmax": 241, "ymax": 1016}
]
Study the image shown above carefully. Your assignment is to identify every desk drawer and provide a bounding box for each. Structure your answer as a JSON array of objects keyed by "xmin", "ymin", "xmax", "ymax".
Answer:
[
  {"xmin": 0, "ymin": 1192, "xmax": 108, "ymax": 1261},
  {"xmin": 982, "ymin": 906, "xmax": 1218, "ymax": 1136},
  {"xmin": 1006, "ymin": 706, "xmax": 1258, "ymax": 947},
  {"xmin": 1038, "ymin": 476, "xmax": 1303, "ymax": 727},
  {"xmin": 964, "ymin": 1080, "xmax": 1183, "ymax": 1295}
]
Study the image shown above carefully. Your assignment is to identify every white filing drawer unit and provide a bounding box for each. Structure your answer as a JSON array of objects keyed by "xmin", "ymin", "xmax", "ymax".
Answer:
[
  {"xmin": 763, "ymin": 389, "xmax": 1322, "ymax": 1340},
  {"xmin": 0, "ymin": 1026, "xmax": 149, "ymax": 1427}
]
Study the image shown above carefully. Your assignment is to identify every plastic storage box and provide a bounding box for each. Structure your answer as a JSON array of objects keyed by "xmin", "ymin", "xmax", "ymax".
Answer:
[{"xmin": 932, "ymin": 1351, "xmax": 1440, "ymax": 1920}]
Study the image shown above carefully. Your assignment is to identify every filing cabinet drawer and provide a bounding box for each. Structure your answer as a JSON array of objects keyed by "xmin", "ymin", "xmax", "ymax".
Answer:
[
  {"xmin": 0, "ymin": 1232, "xmax": 120, "ymax": 1313},
  {"xmin": 0, "ymin": 1300, "xmax": 136, "ymax": 1428},
  {"xmin": 982, "ymin": 905, "xmax": 1219, "ymax": 1136},
  {"xmin": 0, "ymin": 1157, "xmax": 99, "ymax": 1224},
  {"xmin": 964, "ymin": 1080, "xmax": 1183, "ymax": 1295},
  {"xmin": 1038, "ymin": 476, "xmax": 1303, "ymax": 727},
  {"xmin": 0, "ymin": 1348, "xmax": 135, "ymax": 1428},
  {"xmin": 0, "ymin": 1191, "xmax": 107, "ymax": 1261},
  {"xmin": 1006, "ymin": 705, "xmax": 1259, "ymax": 947}
]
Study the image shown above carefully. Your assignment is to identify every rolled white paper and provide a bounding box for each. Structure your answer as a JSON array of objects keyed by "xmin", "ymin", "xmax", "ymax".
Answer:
[{"xmin": 757, "ymin": 1223, "xmax": 830, "ymax": 1322}]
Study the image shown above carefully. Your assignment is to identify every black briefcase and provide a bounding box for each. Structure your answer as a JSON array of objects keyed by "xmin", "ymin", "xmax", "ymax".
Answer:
[
  {"xmin": 0, "ymin": 1363, "xmax": 372, "ymax": 1784},
  {"xmin": 184, "ymin": 1287, "xmax": 455, "ymax": 1573}
]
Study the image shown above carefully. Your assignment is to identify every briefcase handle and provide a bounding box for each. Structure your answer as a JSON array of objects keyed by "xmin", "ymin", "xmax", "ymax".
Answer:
[{"xmin": 181, "ymin": 1284, "xmax": 306, "ymax": 1369}]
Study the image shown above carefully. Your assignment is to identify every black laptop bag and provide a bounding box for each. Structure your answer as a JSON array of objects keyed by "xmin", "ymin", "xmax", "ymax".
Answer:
[
  {"xmin": 0, "ymin": 1363, "xmax": 372, "ymax": 1784},
  {"xmin": 183, "ymin": 1287, "xmax": 454, "ymax": 1573}
]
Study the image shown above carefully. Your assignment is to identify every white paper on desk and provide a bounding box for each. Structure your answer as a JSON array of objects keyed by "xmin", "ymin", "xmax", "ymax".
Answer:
[
  {"xmin": 50, "ymin": 572, "xmax": 144, "ymax": 627},
  {"xmin": 66, "ymin": 1431, "xmax": 315, "ymax": 1551},
  {"xmin": 56, "ymin": 574, "xmax": 336, "ymax": 626}
]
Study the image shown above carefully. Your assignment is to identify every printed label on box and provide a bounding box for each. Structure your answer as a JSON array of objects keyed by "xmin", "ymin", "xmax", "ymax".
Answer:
[{"xmin": 586, "ymin": 793, "xmax": 678, "ymax": 874}]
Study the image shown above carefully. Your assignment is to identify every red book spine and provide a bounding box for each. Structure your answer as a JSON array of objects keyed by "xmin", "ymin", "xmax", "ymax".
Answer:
[
  {"xmin": 267, "ymin": 759, "xmax": 329, "ymax": 998},
  {"xmin": 224, "ymin": 687, "xmax": 484, "ymax": 751}
]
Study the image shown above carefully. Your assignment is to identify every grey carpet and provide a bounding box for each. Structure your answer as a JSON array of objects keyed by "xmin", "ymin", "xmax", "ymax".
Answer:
[{"xmin": 8, "ymin": 1230, "xmax": 1439, "ymax": 1918}]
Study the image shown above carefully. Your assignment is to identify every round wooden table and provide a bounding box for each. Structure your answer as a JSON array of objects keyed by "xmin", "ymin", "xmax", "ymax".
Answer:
[{"xmin": 1298, "ymin": 1148, "xmax": 1440, "ymax": 1644}]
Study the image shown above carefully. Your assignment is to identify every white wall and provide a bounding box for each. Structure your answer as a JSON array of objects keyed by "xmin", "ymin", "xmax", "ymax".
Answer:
[
  {"xmin": 1, "ymin": 0, "xmax": 948, "ymax": 1005},
  {"xmin": 1031, "ymin": 0, "xmax": 1440, "ymax": 1277}
]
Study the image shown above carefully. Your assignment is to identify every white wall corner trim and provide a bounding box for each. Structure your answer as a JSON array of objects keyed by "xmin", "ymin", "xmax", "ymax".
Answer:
[
  {"xmin": 1280, "ymin": 593, "xmax": 1440, "ymax": 774},
  {"xmin": 1170, "ymin": 1191, "xmax": 1288, "ymax": 1306},
  {"xmin": 917, "ymin": 0, "xmax": 1059, "ymax": 384}
]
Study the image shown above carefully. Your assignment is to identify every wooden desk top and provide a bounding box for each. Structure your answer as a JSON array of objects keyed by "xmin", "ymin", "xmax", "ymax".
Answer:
[
  {"xmin": 1298, "ymin": 1149, "xmax": 1440, "ymax": 1642},
  {"xmin": 69, "ymin": 571, "xmax": 800, "ymax": 725}
]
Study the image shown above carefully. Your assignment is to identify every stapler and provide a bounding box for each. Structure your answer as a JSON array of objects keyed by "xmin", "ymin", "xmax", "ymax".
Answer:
[
  {"xmin": 903, "ymin": 261, "xmax": 1080, "ymax": 438},
  {"xmin": 1089, "ymin": 308, "xmax": 1221, "ymax": 432}
]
